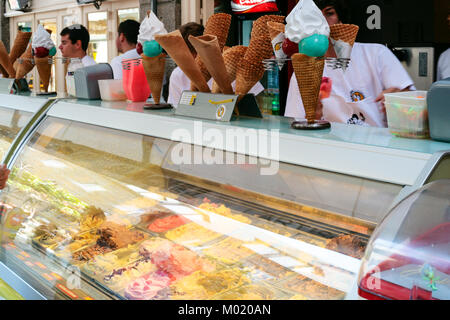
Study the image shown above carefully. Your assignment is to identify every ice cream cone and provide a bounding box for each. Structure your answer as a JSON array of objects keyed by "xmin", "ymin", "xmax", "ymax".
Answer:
[
  {"xmin": 189, "ymin": 35, "xmax": 233, "ymax": 95},
  {"xmin": 204, "ymin": 13, "xmax": 232, "ymax": 51},
  {"xmin": 155, "ymin": 30, "xmax": 210, "ymax": 93},
  {"xmin": 34, "ymin": 56, "xmax": 52, "ymax": 92},
  {"xmin": 251, "ymin": 15, "xmax": 285, "ymax": 40},
  {"xmin": 291, "ymin": 53, "xmax": 324, "ymax": 123},
  {"xmin": 15, "ymin": 44, "xmax": 34, "ymax": 79},
  {"xmin": 142, "ymin": 53, "xmax": 166, "ymax": 105},
  {"xmin": 9, "ymin": 31, "xmax": 32, "ymax": 65},
  {"xmin": 235, "ymin": 58, "xmax": 265, "ymax": 97},
  {"xmin": 0, "ymin": 41, "xmax": 16, "ymax": 78},
  {"xmin": 267, "ymin": 21, "xmax": 285, "ymax": 41},
  {"xmin": 330, "ymin": 24, "xmax": 359, "ymax": 46},
  {"xmin": 212, "ymin": 45, "xmax": 247, "ymax": 94}
]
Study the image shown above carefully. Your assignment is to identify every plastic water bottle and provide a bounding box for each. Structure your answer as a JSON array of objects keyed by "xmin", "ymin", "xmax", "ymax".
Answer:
[{"xmin": 267, "ymin": 64, "xmax": 280, "ymax": 115}]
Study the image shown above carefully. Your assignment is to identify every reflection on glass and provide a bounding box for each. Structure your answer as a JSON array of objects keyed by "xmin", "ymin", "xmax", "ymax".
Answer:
[
  {"xmin": 88, "ymin": 12, "xmax": 108, "ymax": 63},
  {"xmin": 118, "ymin": 8, "xmax": 139, "ymax": 25},
  {"xmin": 0, "ymin": 117, "xmax": 375, "ymax": 300},
  {"xmin": 0, "ymin": 108, "xmax": 32, "ymax": 159}
]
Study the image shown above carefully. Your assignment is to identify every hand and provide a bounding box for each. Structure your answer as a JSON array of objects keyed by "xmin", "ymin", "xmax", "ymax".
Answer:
[
  {"xmin": 375, "ymin": 87, "xmax": 411, "ymax": 114},
  {"xmin": 0, "ymin": 164, "xmax": 10, "ymax": 190}
]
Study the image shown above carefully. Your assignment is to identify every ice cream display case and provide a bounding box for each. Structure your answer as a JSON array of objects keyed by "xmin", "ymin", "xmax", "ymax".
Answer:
[{"xmin": 0, "ymin": 97, "xmax": 450, "ymax": 300}]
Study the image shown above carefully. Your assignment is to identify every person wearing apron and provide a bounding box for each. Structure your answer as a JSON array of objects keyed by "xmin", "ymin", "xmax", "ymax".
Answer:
[{"xmin": 285, "ymin": 0, "xmax": 415, "ymax": 128}]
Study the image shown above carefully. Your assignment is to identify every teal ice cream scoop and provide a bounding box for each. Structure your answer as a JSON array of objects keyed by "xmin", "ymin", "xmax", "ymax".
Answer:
[{"xmin": 299, "ymin": 34, "xmax": 329, "ymax": 57}]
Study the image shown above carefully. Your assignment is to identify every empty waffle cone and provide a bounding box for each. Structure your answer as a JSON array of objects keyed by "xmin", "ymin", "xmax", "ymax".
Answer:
[
  {"xmin": 291, "ymin": 53, "xmax": 325, "ymax": 123},
  {"xmin": 0, "ymin": 63, "xmax": 9, "ymax": 78},
  {"xmin": 142, "ymin": 53, "xmax": 166, "ymax": 105},
  {"xmin": 0, "ymin": 41, "xmax": 16, "ymax": 78},
  {"xmin": 212, "ymin": 45, "xmax": 247, "ymax": 93},
  {"xmin": 9, "ymin": 31, "xmax": 32, "ymax": 65},
  {"xmin": 245, "ymin": 35, "xmax": 275, "ymax": 62},
  {"xmin": 15, "ymin": 44, "xmax": 34, "ymax": 79},
  {"xmin": 189, "ymin": 35, "xmax": 233, "ymax": 95},
  {"xmin": 34, "ymin": 56, "xmax": 52, "ymax": 92},
  {"xmin": 251, "ymin": 15, "xmax": 285, "ymax": 40},
  {"xmin": 235, "ymin": 58, "xmax": 265, "ymax": 97},
  {"xmin": 330, "ymin": 24, "xmax": 359, "ymax": 46},
  {"xmin": 204, "ymin": 13, "xmax": 232, "ymax": 51},
  {"xmin": 155, "ymin": 30, "xmax": 210, "ymax": 93},
  {"xmin": 267, "ymin": 21, "xmax": 285, "ymax": 41}
]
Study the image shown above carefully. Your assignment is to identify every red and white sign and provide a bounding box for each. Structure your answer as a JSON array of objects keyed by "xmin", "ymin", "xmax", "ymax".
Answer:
[{"xmin": 231, "ymin": 0, "xmax": 279, "ymax": 14}]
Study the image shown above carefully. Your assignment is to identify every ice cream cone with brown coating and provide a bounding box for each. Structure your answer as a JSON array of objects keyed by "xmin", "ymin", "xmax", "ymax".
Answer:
[
  {"xmin": 189, "ymin": 34, "xmax": 233, "ymax": 95},
  {"xmin": 291, "ymin": 53, "xmax": 325, "ymax": 123},
  {"xmin": 142, "ymin": 53, "xmax": 166, "ymax": 105},
  {"xmin": 155, "ymin": 30, "xmax": 210, "ymax": 93}
]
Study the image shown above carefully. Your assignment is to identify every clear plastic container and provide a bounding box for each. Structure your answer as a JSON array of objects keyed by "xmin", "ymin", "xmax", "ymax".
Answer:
[
  {"xmin": 384, "ymin": 91, "xmax": 429, "ymax": 139},
  {"xmin": 98, "ymin": 79, "xmax": 127, "ymax": 101}
]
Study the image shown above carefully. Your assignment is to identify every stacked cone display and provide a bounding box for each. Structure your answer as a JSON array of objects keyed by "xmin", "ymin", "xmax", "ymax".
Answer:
[
  {"xmin": 34, "ymin": 57, "xmax": 52, "ymax": 92},
  {"xmin": 0, "ymin": 41, "xmax": 16, "ymax": 78},
  {"xmin": 142, "ymin": 53, "xmax": 166, "ymax": 105},
  {"xmin": 15, "ymin": 43, "xmax": 34, "ymax": 79},
  {"xmin": 9, "ymin": 31, "xmax": 32, "ymax": 65},
  {"xmin": 212, "ymin": 45, "xmax": 247, "ymax": 93},
  {"xmin": 251, "ymin": 15, "xmax": 285, "ymax": 40},
  {"xmin": 291, "ymin": 53, "xmax": 325, "ymax": 123},
  {"xmin": 155, "ymin": 30, "xmax": 210, "ymax": 93},
  {"xmin": 189, "ymin": 35, "xmax": 233, "ymax": 95}
]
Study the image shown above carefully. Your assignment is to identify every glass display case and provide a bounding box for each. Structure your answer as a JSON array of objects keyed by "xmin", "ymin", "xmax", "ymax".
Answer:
[
  {"xmin": 0, "ymin": 97, "xmax": 449, "ymax": 300},
  {"xmin": 358, "ymin": 180, "xmax": 450, "ymax": 300}
]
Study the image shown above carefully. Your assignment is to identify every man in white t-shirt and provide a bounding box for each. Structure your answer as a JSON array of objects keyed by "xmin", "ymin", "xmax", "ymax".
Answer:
[
  {"xmin": 437, "ymin": 49, "xmax": 450, "ymax": 81},
  {"xmin": 59, "ymin": 24, "xmax": 97, "ymax": 67},
  {"xmin": 168, "ymin": 22, "xmax": 264, "ymax": 106},
  {"xmin": 285, "ymin": 0, "xmax": 415, "ymax": 127},
  {"xmin": 110, "ymin": 20, "xmax": 141, "ymax": 80}
]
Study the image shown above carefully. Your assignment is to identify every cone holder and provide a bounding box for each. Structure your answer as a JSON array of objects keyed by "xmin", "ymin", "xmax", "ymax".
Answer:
[
  {"xmin": 263, "ymin": 58, "xmax": 290, "ymax": 71},
  {"xmin": 291, "ymin": 120, "xmax": 331, "ymax": 130},
  {"xmin": 325, "ymin": 57, "xmax": 351, "ymax": 70}
]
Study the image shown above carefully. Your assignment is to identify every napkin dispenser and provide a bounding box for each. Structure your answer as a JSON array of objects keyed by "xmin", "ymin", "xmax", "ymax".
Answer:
[
  {"xmin": 74, "ymin": 63, "xmax": 113, "ymax": 99},
  {"xmin": 427, "ymin": 79, "xmax": 450, "ymax": 142}
]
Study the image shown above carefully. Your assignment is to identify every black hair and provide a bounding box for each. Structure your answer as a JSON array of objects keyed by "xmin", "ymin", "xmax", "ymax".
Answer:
[
  {"xmin": 118, "ymin": 20, "xmax": 140, "ymax": 45},
  {"xmin": 60, "ymin": 24, "xmax": 90, "ymax": 52},
  {"xmin": 314, "ymin": 0, "xmax": 351, "ymax": 24},
  {"xmin": 179, "ymin": 22, "xmax": 205, "ymax": 54}
]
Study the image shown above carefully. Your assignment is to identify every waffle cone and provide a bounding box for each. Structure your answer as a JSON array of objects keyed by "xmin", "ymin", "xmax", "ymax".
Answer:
[
  {"xmin": 330, "ymin": 24, "xmax": 359, "ymax": 46},
  {"xmin": 212, "ymin": 45, "xmax": 247, "ymax": 93},
  {"xmin": 251, "ymin": 15, "xmax": 285, "ymax": 40},
  {"xmin": 194, "ymin": 55, "xmax": 211, "ymax": 84},
  {"xmin": 204, "ymin": 13, "xmax": 232, "ymax": 51},
  {"xmin": 155, "ymin": 30, "xmax": 210, "ymax": 93},
  {"xmin": 15, "ymin": 44, "xmax": 34, "ymax": 79},
  {"xmin": 34, "ymin": 56, "xmax": 52, "ymax": 92},
  {"xmin": 142, "ymin": 53, "xmax": 166, "ymax": 105},
  {"xmin": 267, "ymin": 21, "xmax": 285, "ymax": 41},
  {"xmin": 235, "ymin": 58, "xmax": 265, "ymax": 96},
  {"xmin": 245, "ymin": 35, "xmax": 275, "ymax": 62},
  {"xmin": 291, "ymin": 53, "xmax": 324, "ymax": 123},
  {"xmin": 189, "ymin": 35, "xmax": 233, "ymax": 95},
  {"xmin": 9, "ymin": 31, "xmax": 32, "ymax": 65},
  {"xmin": 0, "ymin": 41, "xmax": 16, "ymax": 78}
]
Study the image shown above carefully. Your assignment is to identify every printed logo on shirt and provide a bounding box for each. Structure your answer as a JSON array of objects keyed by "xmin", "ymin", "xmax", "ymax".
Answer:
[
  {"xmin": 350, "ymin": 90, "xmax": 366, "ymax": 102},
  {"xmin": 347, "ymin": 113, "xmax": 367, "ymax": 126}
]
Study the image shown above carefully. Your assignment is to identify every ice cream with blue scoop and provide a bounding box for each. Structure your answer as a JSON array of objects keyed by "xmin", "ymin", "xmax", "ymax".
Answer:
[{"xmin": 285, "ymin": 0, "xmax": 330, "ymax": 57}]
